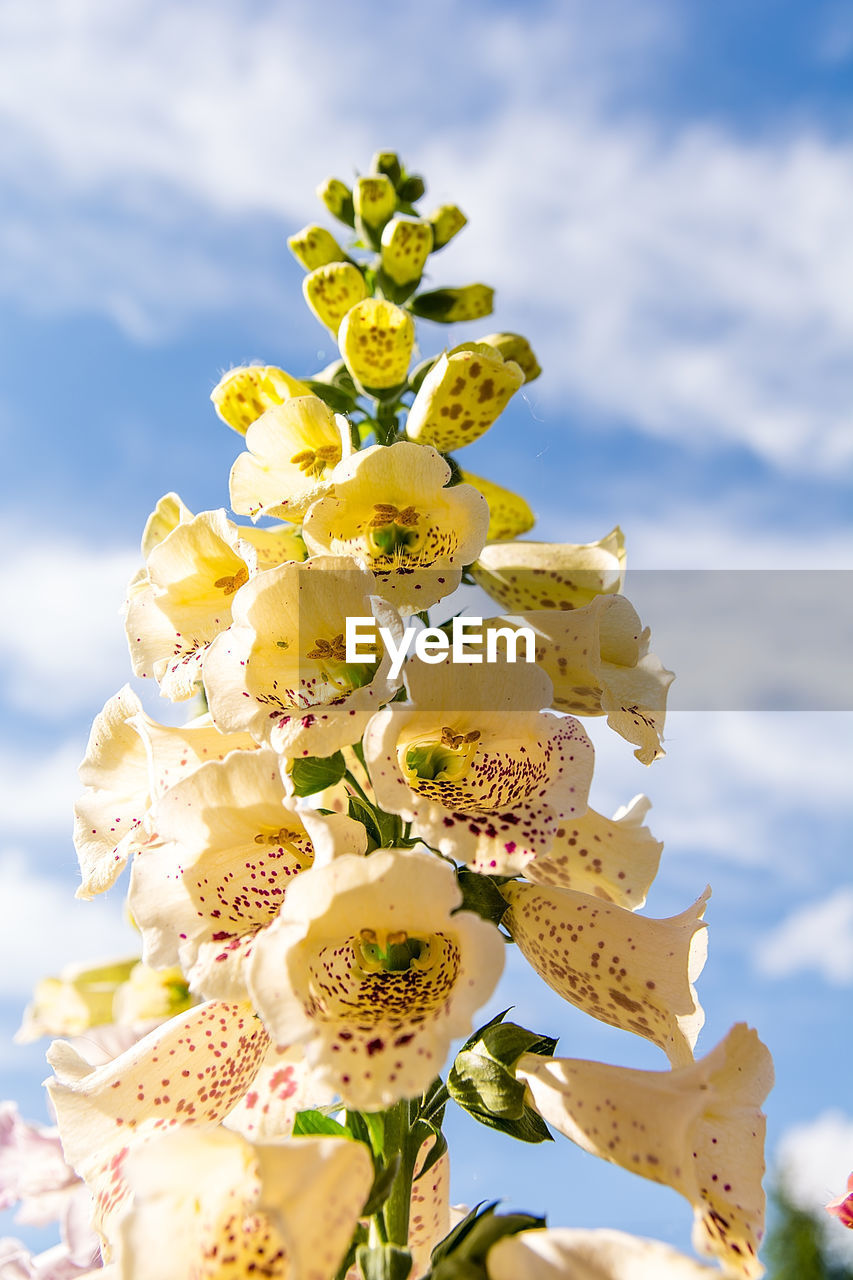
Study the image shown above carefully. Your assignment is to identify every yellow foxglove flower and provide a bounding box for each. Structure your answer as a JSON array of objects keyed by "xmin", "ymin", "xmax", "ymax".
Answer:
[
  {"xmin": 229, "ymin": 394, "xmax": 352, "ymax": 523},
  {"xmin": 472, "ymin": 527, "xmax": 627, "ymax": 612},
  {"xmin": 353, "ymin": 173, "xmax": 396, "ymax": 234},
  {"xmin": 73, "ymin": 685, "xmax": 256, "ymax": 899},
  {"xmin": 338, "ymin": 297, "xmax": 415, "ymax": 390},
  {"xmin": 110, "ymin": 963, "xmax": 193, "ymax": 1025},
  {"xmin": 429, "ymin": 203, "xmax": 467, "ymax": 250},
  {"xmin": 210, "ymin": 365, "xmax": 311, "ymax": 436},
  {"xmin": 364, "ymin": 656, "xmax": 594, "ymax": 875},
  {"xmin": 47, "ymin": 1000, "xmax": 270, "ymax": 1241},
  {"xmin": 129, "ymin": 748, "xmax": 367, "ymax": 1001},
  {"xmin": 287, "ymin": 223, "xmax": 346, "ymax": 271},
  {"xmin": 236, "ymin": 522, "xmax": 307, "ymax": 569},
  {"xmin": 518, "ymin": 1024, "xmax": 774, "ymax": 1279},
  {"xmin": 247, "ymin": 849, "xmax": 505, "ymax": 1109},
  {"xmin": 486, "ymin": 595, "xmax": 674, "ymax": 763},
  {"xmin": 525, "ymin": 794, "xmax": 663, "ymax": 911},
  {"xmin": 380, "ymin": 216, "xmax": 434, "ymax": 286},
  {"xmin": 459, "ymin": 470, "xmax": 535, "ymax": 541},
  {"xmin": 112, "ymin": 1128, "xmax": 373, "ymax": 1280},
  {"xmin": 479, "ymin": 331, "xmax": 542, "ymax": 382},
  {"xmin": 317, "ymin": 176, "xmax": 354, "ymax": 225},
  {"xmin": 124, "ymin": 508, "xmax": 256, "ymax": 701},
  {"xmin": 302, "ymin": 441, "xmax": 489, "ymax": 613},
  {"xmin": 140, "ymin": 491, "xmax": 192, "ymax": 556},
  {"xmin": 302, "ymin": 262, "xmax": 368, "ymax": 335},
  {"xmin": 405, "ymin": 343, "xmax": 524, "ymax": 453},
  {"xmin": 203, "ymin": 556, "xmax": 405, "ymax": 759},
  {"xmin": 502, "ymin": 881, "xmax": 710, "ymax": 1065},
  {"xmin": 411, "ymin": 284, "xmax": 494, "ymax": 323},
  {"xmin": 488, "ymin": 1228, "xmax": 720, "ymax": 1279},
  {"xmin": 15, "ymin": 958, "xmax": 137, "ymax": 1043}
]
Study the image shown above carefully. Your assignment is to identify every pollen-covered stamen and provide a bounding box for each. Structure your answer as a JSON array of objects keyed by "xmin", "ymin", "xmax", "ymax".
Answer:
[
  {"xmin": 355, "ymin": 927, "xmax": 431, "ymax": 974},
  {"xmin": 306, "ymin": 632, "xmax": 379, "ymax": 694},
  {"xmin": 289, "ymin": 443, "xmax": 341, "ymax": 477},
  {"xmin": 213, "ymin": 565, "xmax": 249, "ymax": 595},
  {"xmin": 252, "ymin": 826, "xmax": 314, "ymax": 870},
  {"xmin": 402, "ymin": 725, "xmax": 482, "ymax": 788},
  {"xmin": 364, "ymin": 503, "xmax": 422, "ymax": 560}
]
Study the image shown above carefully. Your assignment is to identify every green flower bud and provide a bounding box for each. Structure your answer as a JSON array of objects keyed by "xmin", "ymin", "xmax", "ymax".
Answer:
[
  {"xmin": 287, "ymin": 224, "xmax": 346, "ymax": 272},
  {"xmin": 447, "ymin": 1013, "xmax": 557, "ymax": 1143},
  {"xmin": 479, "ymin": 331, "xmax": 541, "ymax": 382},
  {"xmin": 316, "ymin": 176, "xmax": 355, "ymax": 227},
  {"xmin": 397, "ymin": 173, "xmax": 426, "ymax": 203},
  {"xmin": 429, "ymin": 203, "xmax": 467, "ymax": 249},
  {"xmin": 410, "ymin": 284, "xmax": 494, "ymax": 323}
]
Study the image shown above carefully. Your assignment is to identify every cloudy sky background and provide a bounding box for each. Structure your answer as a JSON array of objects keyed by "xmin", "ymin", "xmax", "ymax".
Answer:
[{"xmin": 1, "ymin": 0, "xmax": 852, "ymax": 1265}]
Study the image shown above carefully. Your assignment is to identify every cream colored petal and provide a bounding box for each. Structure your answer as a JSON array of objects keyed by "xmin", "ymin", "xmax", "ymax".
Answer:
[
  {"xmin": 459, "ymin": 470, "xmax": 535, "ymax": 541},
  {"xmin": 237, "ymin": 522, "xmax": 307, "ymax": 569},
  {"xmin": 47, "ymin": 1001, "xmax": 269, "ymax": 1240},
  {"xmin": 487, "ymin": 1228, "xmax": 718, "ymax": 1279},
  {"xmin": 518, "ymin": 1025, "xmax": 773, "ymax": 1279},
  {"xmin": 211, "ymin": 365, "xmax": 312, "ymax": 435},
  {"xmin": 224, "ymin": 1044, "xmax": 334, "ymax": 1143},
  {"xmin": 472, "ymin": 528, "xmax": 626, "ymax": 612},
  {"xmin": 409, "ymin": 1143, "xmax": 451, "ymax": 1280},
  {"xmin": 303, "ymin": 262, "xmax": 368, "ymax": 335},
  {"xmin": 405, "ymin": 344, "xmax": 524, "ymax": 452},
  {"xmin": 338, "ymin": 297, "xmax": 415, "ymax": 389},
  {"xmin": 503, "ymin": 883, "xmax": 710, "ymax": 1065},
  {"xmin": 229, "ymin": 396, "xmax": 350, "ymax": 523},
  {"xmin": 477, "ymin": 332, "xmax": 541, "ymax": 382},
  {"xmin": 525, "ymin": 795, "xmax": 663, "ymax": 910},
  {"xmin": 140, "ymin": 492, "xmax": 193, "ymax": 557},
  {"xmin": 247, "ymin": 850, "xmax": 505, "ymax": 1109}
]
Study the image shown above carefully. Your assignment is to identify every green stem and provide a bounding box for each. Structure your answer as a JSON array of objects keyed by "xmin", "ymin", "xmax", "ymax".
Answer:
[
  {"xmin": 382, "ymin": 1100, "xmax": 416, "ymax": 1246},
  {"xmin": 344, "ymin": 768, "xmax": 373, "ymax": 809}
]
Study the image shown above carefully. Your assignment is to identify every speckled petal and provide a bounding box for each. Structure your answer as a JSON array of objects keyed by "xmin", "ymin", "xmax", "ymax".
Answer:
[
  {"xmin": 211, "ymin": 365, "xmax": 312, "ymax": 435},
  {"xmin": 46, "ymin": 1001, "xmax": 269, "ymax": 1241},
  {"xmin": 338, "ymin": 297, "xmax": 415, "ymax": 389},
  {"xmin": 503, "ymin": 883, "xmax": 710, "ymax": 1064},
  {"xmin": 303, "ymin": 263, "xmax": 368, "ymax": 335},
  {"xmin": 409, "ymin": 1141, "xmax": 451, "ymax": 1280},
  {"xmin": 380, "ymin": 218, "xmax": 433, "ymax": 287},
  {"xmin": 518, "ymin": 1024, "xmax": 773, "ymax": 1279},
  {"xmin": 472, "ymin": 529, "xmax": 626, "ymax": 612},
  {"xmin": 525, "ymin": 795, "xmax": 663, "ymax": 911},
  {"xmin": 236, "ymin": 523, "xmax": 307, "ymax": 570},
  {"xmin": 224, "ymin": 1044, "xmax": 334, "ymax": 1143},
  {"xmin": 459, "ymin": 470, "xmax": 535, "ymax": 541},
  {"xmin": 487, "ymin": 1228, "xmax": 718, "ymax": 1279},
  {"xmin": 405, "ymin": 344, "xmax": 524, "ymax": 452}
]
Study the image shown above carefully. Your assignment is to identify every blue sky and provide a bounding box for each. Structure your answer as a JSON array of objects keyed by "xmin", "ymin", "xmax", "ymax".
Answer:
[{"xmin": 1, "ymin": 0, "xmax": 852, "ymax": 1266}]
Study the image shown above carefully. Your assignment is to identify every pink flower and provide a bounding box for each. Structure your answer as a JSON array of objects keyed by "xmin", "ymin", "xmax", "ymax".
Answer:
[{"xmin": 827, "ymin": 1173, "xmax": 853, "ymax": 1229}]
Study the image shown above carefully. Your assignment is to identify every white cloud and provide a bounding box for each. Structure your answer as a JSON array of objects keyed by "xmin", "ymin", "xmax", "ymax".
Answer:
[
  {"xmin": 755, "ymin": 888, "xmax": 853, "ymax": 986},
  {"xmin": 0, "ymin": 526, "xmax": 137, "ymax": 716},
  {"xmin": 0, "ymin": 848, "xmax": 135, "ymax": 999},
  {"xmin": 775, "ymin": 1110, "xmax": 853, "ymax": 1262},
  {"xmin": 0, "ymin": 742, "xmax": 81, "ymax": 836},
  {"xmin": 0, "ymin": 1, "xmax": 851, "ymax": 473}
]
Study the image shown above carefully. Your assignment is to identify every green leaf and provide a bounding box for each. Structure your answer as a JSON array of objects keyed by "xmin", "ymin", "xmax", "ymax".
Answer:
[
  {"xmin": 408, "ymin": 354, "xmax": 439, "ymax": 395},
  {"xmin": 356, "ymin": 1243, "xmax": 413, "ymax": 1280},
  {"xmin": 361, "ymin": 1153, "xmax": 402, "ymax": 1216},
  {"xmin": 289, "ymin": 751, "xmax": 346, "ymax": 796},
  {"xmin": 347, "ymin": 795, "xmax": 383, "ymax": 852},
  {"xmin": 429, "ymin": 1205, "xmax": 545, "ymax": 1274},
  {"xmin": 292, "ymin": 1108, "xmax": 350, "ymax": 1138},
  {"xmin": 302, "ymin": 378, "xmax": 357, "ymax": 413},
  {"xmin": 454, "ymin": 869, "xmax": 511, "ymax": 926}
]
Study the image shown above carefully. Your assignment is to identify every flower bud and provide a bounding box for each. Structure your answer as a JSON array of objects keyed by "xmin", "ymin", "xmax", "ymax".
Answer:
[
  {"xmin": 479, "ymin": 332, "xmax": 541, "ymax": 382},
  {"xmin": 316, "ymin": 176, "xmax": 355, "ymax": 226},
  {"xmin": 287, "ymin": 224, "xmax": 346, "ymax": 271},
  {"xmin": 410, "ymin": 283, "xmax": 494, "ymax": 323},
  {"xmin": 371, "ymin": 149, "xmax": 402, "ymax": 187},
  {"xmin": 338, "ymin": 297, "xmax": 415, "ymax": 390},
  {"xmin": 448, "ymin": 1015, "xmax": 556, "ymax": 1143},
  {"xmin": 406, "ymin": 342, "xmax": 524, "ymax": 451},
  {"xmin": 211, "ymin": 365, "xmax": 312, "ymax": 435},
  {"xmin": 459, "ymin": 470, "xmax": 535, "ymax": 540},
  {"xmin": 354, "ymin": 174, "xmax": 397, "ymax": 241},
  {"xmin": 302, "ymin": 262, "xmax": 368, "ymax": 335},
  {"xmin": 397, "ymin": 174, "xmax": 426, "ymax": 203},
  {"xmin": 429, "ymin": 203, "xmax": 467, "ymax": 249},
  {"xmin": 380, "ymin": 217, "xmax": 434, "ymax": 287}
]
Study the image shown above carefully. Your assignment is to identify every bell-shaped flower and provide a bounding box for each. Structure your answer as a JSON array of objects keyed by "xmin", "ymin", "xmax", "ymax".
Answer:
[
  {"xmin": 410, "ymin": 284, "xmax": 494, "ymax": 323},
  {"xmin": 338, "ymin": 298, "xmax": 415, "ymax": 390},
  {"xmin": 210, "ymin": 366, "xmax": 312, "ymax": 436},
  {"xmin": 203, "ymin": 556, "xmax": 404, "ymax": 758},
  {"xmin": 502, "ymin": 881, "xmax": 710, "ymax": 1065},
  {"xmin": 405, "ymin": 344, "xmax": 524, "ymax": 453},
  {"xmin": 478, "ymin": 332, "xmax": 542, "ymax": 382},
  {"xmin": 302, "ymin": 442, "xmax": 489, "ymax": 613},
  {"xmin": 428, "ymin": 204, "xmax": 467, "ymax": 250},
  {"xmin": 287, "ymin": 224, "xmax": 347, "ymax": 272},
  {"xmin": 139, "ymin": 491, "xmax": 192, "ymax": 556},
  {"xmin": 130, "ymin": 747, "xmax": 367, "ymax": 1000},
  {"xmin": 517, "ymin": 1024, "xmax": 774, "ymax": 1279},
  {"xmin": 46, "ymin": 1000, "xmax": 270, "ymax": 1242},
  {"xmin": 380, "ymin": 217, "xmax": 433, "ymax": 287},
  {"xmin": 524, "ymin": 794, "xmax": 663, "ymax": 911},
  {"xmin": 459, "ymin": 470, "xmax": 535, "ymax": 541},
  {"xmin": 485, "ymin": 595, "xmax": 674, "ymax": 763},
  {"xmin": 125, "ymin": 508, "xmax": 257, "ymax": 701},
  {"xmin": 303, "ymin": 263, "xmax": 368, "ymax": 335},
  {"xmin": 487, "ymin": 1227, "xmax": 719, "ymax": 1279},
  {"xmin": 111, "ymin": 1127, "xmax": 372, "ymax": 1280},
  {"xmin": 247, "ymin": 849, "xmax": 505, "ymax": 1109},
  {"xmin": 229, "ymin": 394, "xmax": 352, "ymax": 523},
  {"xmin": 353, "ymin": 174, "xmax": 397, "ymax": 238},
  {"xmin": 317, "ymin": 177, "xmax": 355, "ymax": 226},
  {"xmin": 472, "ymin": 527, "xmax": 626, "ymax": 612},
  {"xmin": 140, "ymin": 490, "xmax": 306, "ymax": 571},
  {"xmin": 73, "ymin": 686, "xmax": 256, "ymax": 899},
  {"xmin": 364, "ymin": 656, "xmax": 594, "ymax": 874}
]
